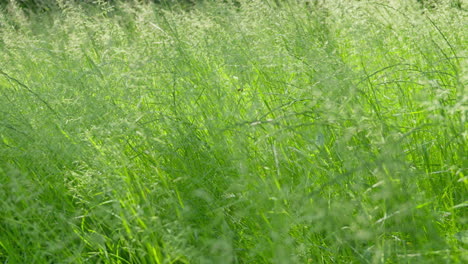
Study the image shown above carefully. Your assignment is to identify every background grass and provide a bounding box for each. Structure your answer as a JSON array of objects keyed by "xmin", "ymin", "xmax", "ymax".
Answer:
[{"xmin": 0, "ymin": 0, "xmax": 466, "ymax": 263}]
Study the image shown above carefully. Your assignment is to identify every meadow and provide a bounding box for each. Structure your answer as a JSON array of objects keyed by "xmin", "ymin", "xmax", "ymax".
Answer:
[{"xmin": 0, "ymin": 0, "xmax": 466, "ymax": 263}]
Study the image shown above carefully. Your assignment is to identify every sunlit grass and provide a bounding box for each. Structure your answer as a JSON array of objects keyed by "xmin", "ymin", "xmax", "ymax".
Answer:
[{"xmin": 0, "ymin": 0, "xmax": 466, "ymax": 263}]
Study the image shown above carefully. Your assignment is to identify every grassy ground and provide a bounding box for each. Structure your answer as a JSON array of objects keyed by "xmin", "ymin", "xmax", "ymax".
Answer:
[{"xmin": 0, "ymin": 0, "xmax": 466, "ymax": 263}]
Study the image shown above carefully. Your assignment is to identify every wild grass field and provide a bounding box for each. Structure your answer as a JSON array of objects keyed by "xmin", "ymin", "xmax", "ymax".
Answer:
[{"xmin": 0, "ymin": 0, "xmax": 466, "ymax": 263}]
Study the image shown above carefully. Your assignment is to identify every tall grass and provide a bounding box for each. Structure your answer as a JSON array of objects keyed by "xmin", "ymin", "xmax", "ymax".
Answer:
[{"xmin": 0, "ymin": 0, "xmax": 466, "ymax": 263}]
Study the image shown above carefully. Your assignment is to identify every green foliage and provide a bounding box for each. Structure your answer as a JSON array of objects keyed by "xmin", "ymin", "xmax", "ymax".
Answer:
[
  {"xmin": 2, "ymin": 0, "xmax": 200, "ymax": 12},
  {"xmin": 0, "ymin": 0, "xmax": 466, "ymax": 263}
]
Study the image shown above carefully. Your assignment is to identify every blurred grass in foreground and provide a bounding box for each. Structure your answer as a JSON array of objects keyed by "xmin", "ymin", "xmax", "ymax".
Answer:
[{"xmin": 0, "ymin": 0, "xmax": 466, "ymax": 263}]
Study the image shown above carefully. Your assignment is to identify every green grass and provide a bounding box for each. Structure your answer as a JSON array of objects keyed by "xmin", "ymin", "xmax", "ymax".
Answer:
[{"xmin": 0, "ymin": 0, "xmax": 466, "ymax": 263}]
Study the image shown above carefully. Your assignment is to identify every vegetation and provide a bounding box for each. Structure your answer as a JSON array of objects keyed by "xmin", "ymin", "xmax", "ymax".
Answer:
[{"xmin": 0, "ymin": 0, "xmax": 466, "ymax": 263}]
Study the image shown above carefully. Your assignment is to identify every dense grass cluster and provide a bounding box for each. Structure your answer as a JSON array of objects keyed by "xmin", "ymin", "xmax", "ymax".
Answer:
[{"xmin": 0, "ymin": 0, "xmax": 466, "ymax": 263}]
